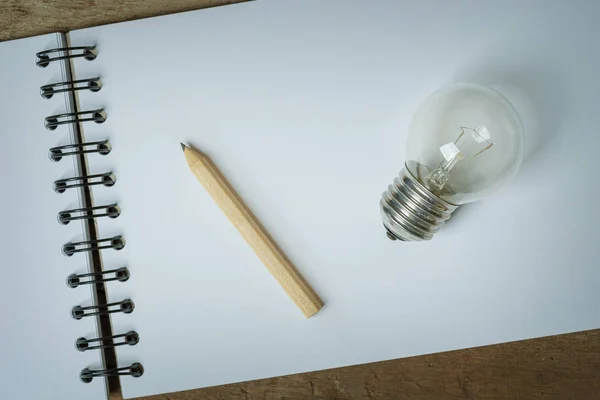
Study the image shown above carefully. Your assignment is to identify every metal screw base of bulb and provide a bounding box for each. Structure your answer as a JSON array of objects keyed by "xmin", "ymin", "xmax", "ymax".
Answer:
[{"xmin": 380, "ymin": 166, "xmax": 458, "ymax": 241}]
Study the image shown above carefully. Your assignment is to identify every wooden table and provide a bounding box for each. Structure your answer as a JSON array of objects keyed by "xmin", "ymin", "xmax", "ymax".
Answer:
[{"xmin": 3, "ymin": 1, "xmax": 598, "ymax": 399}]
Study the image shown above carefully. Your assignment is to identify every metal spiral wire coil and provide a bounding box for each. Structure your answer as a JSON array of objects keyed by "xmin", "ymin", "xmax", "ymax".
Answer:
[
  {"xmin": 45, "ymin": 109, "xmax": 106, "ymax": 130},
  {"xmin": 62, "ymin": 235, "xmax": 125, "ymax": 257},
  {"xmin": 40, "ymin": 77, "xmax": 102, "ymax": 99},
  {"xmin": 49, "ymin": 140, "xmax": 111, "ymax": 162},
  {"xmin": 57, "ymin": 203, "xmax": 120, "ymax": 225},
  {"xmin": 80, "ymin": 362, "xmax": 144, "ymax": 383},
  {"xmin": 67, "ymin": 267, "xmax": 130, "ymax": 288},
  {"xmin": 75, "ymin": 331, "xmax": 139, "ymax": 352},
  {"xmin": 71, "ymin": 299, "xmax": 135, "ymax": 320},
  {"xmin": 36, "ymin": 46, "xmax": 97, "ymax": 67}
]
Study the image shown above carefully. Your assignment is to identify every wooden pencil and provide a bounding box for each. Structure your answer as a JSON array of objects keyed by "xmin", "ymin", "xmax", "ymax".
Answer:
[{"xmin": 181, "ymin": 143, "xmax": 323, "ymax": 318}]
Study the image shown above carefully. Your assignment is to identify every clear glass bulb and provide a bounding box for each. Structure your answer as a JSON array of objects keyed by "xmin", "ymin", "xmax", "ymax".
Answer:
[{"xmin": 381, "ymin": 83, "xmax": 525, "ymax": 241}]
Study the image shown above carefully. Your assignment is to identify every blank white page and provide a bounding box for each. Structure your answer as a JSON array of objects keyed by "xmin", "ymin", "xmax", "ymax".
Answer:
[
  {"xmin": 71, "ymin": 1, "xmax": 600, "ymax": 398},
  {"xmin": 0, "ymin": 35, "xmax": 106, "ymax": 399}
]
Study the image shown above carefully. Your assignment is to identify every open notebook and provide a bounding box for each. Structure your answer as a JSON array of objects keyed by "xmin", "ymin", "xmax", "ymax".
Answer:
[{"xmin": 2, "ymin": 1, "xmax": 600, "ymax": 399}]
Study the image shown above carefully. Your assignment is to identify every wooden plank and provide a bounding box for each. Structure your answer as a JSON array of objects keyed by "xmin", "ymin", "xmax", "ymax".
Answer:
[{"xmin": 0, "ymin": 0, "xmax": 245, "ymax": 42}]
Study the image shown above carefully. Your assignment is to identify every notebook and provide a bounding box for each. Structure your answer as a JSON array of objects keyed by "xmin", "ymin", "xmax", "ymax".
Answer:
[{"xmin": 2, "ymin": 1, "xmax": 600, "ymax": 399}]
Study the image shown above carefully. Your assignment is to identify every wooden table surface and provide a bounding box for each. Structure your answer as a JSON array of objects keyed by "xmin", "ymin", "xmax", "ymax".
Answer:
[{"xmin": 2, "ymin": 1, "xmax": 599, "ymax": 399}]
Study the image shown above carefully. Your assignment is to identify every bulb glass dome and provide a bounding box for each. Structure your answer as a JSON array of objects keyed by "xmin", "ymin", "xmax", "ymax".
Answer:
[{"xmin": 405, "ymin": 83, "xmax": 524, "ymax": 205}]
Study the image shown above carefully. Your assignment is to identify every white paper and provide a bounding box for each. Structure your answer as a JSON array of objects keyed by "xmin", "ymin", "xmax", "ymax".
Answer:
[
  {"xmin": 70, "ymin": 1, "xmax": 600, "ymax": 398},
  {"xmin": 0, "ymin": 34, "xmax": 107, "ymax": 400}
]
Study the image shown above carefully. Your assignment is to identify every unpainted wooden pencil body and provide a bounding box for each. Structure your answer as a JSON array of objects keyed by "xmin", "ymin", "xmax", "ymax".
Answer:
[{"xmin": 182, "ymin": 144, "xmax": 323, "ymax": 318}]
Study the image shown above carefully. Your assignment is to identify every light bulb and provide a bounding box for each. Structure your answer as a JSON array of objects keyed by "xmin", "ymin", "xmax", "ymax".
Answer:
[{"xmin": 380, "ymin": 83, "xmax": 525, "ymax": 241}]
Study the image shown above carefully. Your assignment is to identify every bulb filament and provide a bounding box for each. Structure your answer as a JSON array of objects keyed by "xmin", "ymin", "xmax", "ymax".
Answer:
[{"xmin": 426, "ymin": 125, "xmax": 494, "ymax": 193}]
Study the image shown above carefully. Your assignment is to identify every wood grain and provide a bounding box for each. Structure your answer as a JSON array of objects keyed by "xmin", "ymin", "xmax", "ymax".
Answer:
[
  {"xmin": 3, "ymin": 1, "xmax": 599, "ymax": 399},
  {"xmin": 0, "ymin": 0, "xmax": 245, "ymax": 42},
  {"xmin": 183, "ymin": 144, "xmax": 323, "ymax": 318}
]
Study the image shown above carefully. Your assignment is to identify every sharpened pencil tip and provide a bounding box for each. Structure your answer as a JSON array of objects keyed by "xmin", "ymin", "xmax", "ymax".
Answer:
[{"xmin": 180, "ymin": 142, "xmax": 187, "ymax": 151}]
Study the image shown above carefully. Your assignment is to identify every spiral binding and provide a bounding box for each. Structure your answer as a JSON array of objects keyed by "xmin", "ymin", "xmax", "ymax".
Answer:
[
  {"xmin": 40, "ymin": 43, "xmax": 141, "ymax": 384},
  {"xmin": 49, "ymin": 140, "xmax": 111, "ymax": 162},
  {"xmin": 54, "ymin": 172, "xmax": 116, "ymax": 193},
  {"xmin": 67, "ymin": 267, "xmax": 130, "ymax": 288},
  {"xmin": 36, "ymin": 46, "xmax": 97, "ymax": 67},
  {"xmin": 76, "ymin": 331, "xmax": 140, "ymax": 352},
  {"xmin": 80, "ymin": 363, "xmax": 144, "ymax": 383},
  {"xmin": 45, "ymin": 109, "xmax": 107, "ymax": 130},
  {"xmin": 62, "ymin": 235, "xmax": 125, "ymax": 256},
  {"xmin": 41, "ymin": 77, "xmax": 102, "ymax": 99},
  {"xmin": 71, "ymin": 299, "xmax": 135, "ymax": 320},
  {"xmin": 58, "ymin": 203, "xmax": 120, "ymax": 225}
]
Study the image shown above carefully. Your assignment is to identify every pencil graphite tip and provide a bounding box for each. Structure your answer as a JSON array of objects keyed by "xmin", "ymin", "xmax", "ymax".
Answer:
[{"xmin": 180, "ymin": 142, "xmax": 188, "ymax": 151}]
